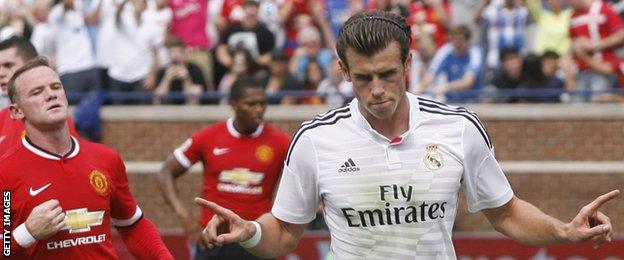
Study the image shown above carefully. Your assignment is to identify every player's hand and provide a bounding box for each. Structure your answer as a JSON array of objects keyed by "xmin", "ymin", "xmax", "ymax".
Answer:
[
  {"xmin": 194, "ymin": 198, "xmax": 257, "ymax": 249},
  {"xmin": 564, "ymin": 189, "xmax": 619, "ymax": 249},
  {"xmin": 25, "ymin": 199, "xmax": 66, "ymax": 240}
]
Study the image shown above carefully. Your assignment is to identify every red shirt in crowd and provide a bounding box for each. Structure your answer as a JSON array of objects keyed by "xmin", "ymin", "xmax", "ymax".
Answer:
[
  {"xmin": 569, "ymin": 1, "xmax": 624, "ymax": 72},
  {"xmin": 408, "ymin": 1, "xmax": 450, "ymax": 50}
]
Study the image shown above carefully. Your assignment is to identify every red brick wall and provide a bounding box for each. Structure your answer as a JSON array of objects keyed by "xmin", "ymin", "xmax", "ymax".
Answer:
[{"xmin": 103, "ymin": 119, "xmax": 624, "ymax": 161}]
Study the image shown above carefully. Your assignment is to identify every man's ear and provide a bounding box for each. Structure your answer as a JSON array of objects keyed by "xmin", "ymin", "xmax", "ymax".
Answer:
[
  {"xmin": 338, "ymin": 60, "xmax": 352, "ymax": 82},
  {"xmin": 404, "ymin": 52, "xmax": 413, "ymax": 72},
  {"xmin": 9, "ymin": 104, "xmax": 24, "ymax": 120}
]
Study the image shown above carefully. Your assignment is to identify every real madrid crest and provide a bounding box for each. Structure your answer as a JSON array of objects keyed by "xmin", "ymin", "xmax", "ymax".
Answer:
[
  {"xmin": 89, "ymin": 170, "xmax": 109, "ymax": 195},
  {"xmin": 423, "ymin": 144, "xmax": 444, "ymax": 171},
  {"xmin": 255, "ymin": 145, "xmax": 274, "ymax": 163}
]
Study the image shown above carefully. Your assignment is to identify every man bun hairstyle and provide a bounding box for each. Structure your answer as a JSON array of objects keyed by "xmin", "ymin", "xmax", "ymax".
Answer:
[{"xmin": 336, "ymin": 11, "xmax": 411, "ymax": 71}]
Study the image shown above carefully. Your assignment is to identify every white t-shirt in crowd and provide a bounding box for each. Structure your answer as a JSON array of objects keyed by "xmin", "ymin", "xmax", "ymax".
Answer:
[
  {"xmin": 105, "ymin": 1, "xmax": 152, "ymax": 83},
  {"xmin": 141, "ymin": 0, "xmax": 172, "ymax": 67},
  {"xmin": 48, "ymin": 3, "xmax": 97, "ymax": 74},
  {"xmin": 272, "ymin": 92, "xmax": 513, "ymax": 259}
]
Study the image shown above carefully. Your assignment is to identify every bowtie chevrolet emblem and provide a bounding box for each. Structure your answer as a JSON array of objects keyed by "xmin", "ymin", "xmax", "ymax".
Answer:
[{"xmin": 62, "ymin": 208, "xmax": 105, "ymax": 234}]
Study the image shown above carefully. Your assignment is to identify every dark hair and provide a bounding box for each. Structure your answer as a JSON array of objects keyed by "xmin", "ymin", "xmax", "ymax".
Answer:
[
  {"xmin": 232, "ymin": 47, "xmax": 259, "ymax": 75},
  {"xmin": 449, "ymin": 24, "xmax": 472, "ymax": 40},
  {"xmin": 242, "ymin": 0, "xmax": 259, "ymax": 7},
  {"xmin": 336, "ymin": 11, "xmax": 411, "ymax": 71},
  {"xmin": 229, "ymin": 75, "xmax": 264, "ymax": 101},
  {"xmin": 164, "ymin": 37, "xmax": 185, "ymax": 48},
  {"xmin": 0, "ymin": 36, "xmax": 38, "ymax": 62},
  {"xmin": 8, "ymin": 57, "xmax": 53, "ymax": 103},
  {"xmin": 500, "ymin": 47, "xmax": 520, "ymax": 62},
  {"xmin": 271, "ymin": 50, "xmax": 289, "ymax": 62},
  {"xmin": 541, "ymin": 50, "xmax": 560, "ymax": 60},
  {"xmin": 304, "ymin": 60, "xmax": 325, "ymax": 89}
]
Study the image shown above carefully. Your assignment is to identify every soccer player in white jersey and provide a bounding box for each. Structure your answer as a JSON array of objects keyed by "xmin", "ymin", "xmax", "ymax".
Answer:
[{"xmin": 194, "ymin": 11, "xmax": 620, "ymax": 258}]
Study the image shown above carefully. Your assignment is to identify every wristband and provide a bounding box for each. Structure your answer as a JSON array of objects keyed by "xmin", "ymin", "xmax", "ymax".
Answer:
[
  {"xmin": 14, "ymin": 223, "xmax": 37, "ymax": 248},
  {"xmin": 239, "ymin": 221, "xmax": 262, "ymax": 248}
]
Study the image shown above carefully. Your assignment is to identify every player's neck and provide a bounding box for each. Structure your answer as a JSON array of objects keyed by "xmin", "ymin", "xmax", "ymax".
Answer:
[
  {"xmin": 24, "ymin": 122, "xmax": 72, "ymax": 156},
  {"xmin": 366, "ymin": 95, "xmax": 410, "ymax": 140},
  {"xmin": 233, "ymin": 119, "xmax": 258, "ymax": 136}
]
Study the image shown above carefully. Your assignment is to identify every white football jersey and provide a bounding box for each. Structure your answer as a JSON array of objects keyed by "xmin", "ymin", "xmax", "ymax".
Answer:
[{"xmin": 272, "ymin": 93, "xmax": 513, "ymax": 259}]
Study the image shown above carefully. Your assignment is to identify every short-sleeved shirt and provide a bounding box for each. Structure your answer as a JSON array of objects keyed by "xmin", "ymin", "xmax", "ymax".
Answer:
[
  {"xmin": 481, "ymin": 6, "xmax": 529, "ymax": 69},
  {"xmin": 428, "ymin": 43, "xmax": 484, "ymax": 103},
  {"xmin": 0, "ymin": 108, "xmax": 79, "ymax": 157},
  {"xmin": 169, "ymin": 0, "xmax": 210, "ymax": 49},
  {"xmin": 272, "ymin": 93, "xmax": 513, "ymax": 258},
  {"xmin": 220, "ymin": 22, "xmax": 275, "ymax": 58},
  {"xmin": 526, "ymin": 0, "xmax": 572, "ymax": 56},
  {"xmin": 0, "ymin": 137, "xmax": 141, "ymax": 258},
  {"xmin": 173, "ymin": 119, "xmax": 290, "ymax": 225},
  {"xmin": 570, "ymin": 1, "xmax": 624, "ymax": 71}
]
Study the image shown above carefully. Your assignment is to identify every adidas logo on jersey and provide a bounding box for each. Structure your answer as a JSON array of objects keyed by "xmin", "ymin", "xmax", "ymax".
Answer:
[{"xmin": 338, "ymin": 158, "xmax": 360, "ymax": 173}]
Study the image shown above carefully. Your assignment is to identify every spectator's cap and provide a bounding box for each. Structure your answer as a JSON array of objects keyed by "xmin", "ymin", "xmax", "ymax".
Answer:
[
  {"xmin": 243, "ymin": 0, "xmax": 259, "ymax": 7},
  {"xmin": 271, "ymin": 50, "xmax": 289, "ymax": 62},
  {"xmin": 541, "ymin": 50, "xmax": 560, "ymax": 60},
  {"xmin": 165, "ymin": 37, "xmax": 184, "ymax": 48},
  {"xmin": 499, "ymin": 47, "xmax": 520, "ymax": 61}
]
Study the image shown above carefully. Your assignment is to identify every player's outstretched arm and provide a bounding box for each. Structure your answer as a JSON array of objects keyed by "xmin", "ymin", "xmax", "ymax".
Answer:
[
  {"xmin": 195, "ymin": 198, "xmax": 307, "ymax": 258},
  {"xmin": 483, "ymin": 190, "xmax": 620, "ymax": 248}
]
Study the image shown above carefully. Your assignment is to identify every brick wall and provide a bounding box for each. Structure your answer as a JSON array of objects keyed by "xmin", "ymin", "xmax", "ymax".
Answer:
[
  {"xmin": 100, "ymin": 105, "xmax": 624, "ymax": 234},
  {"xmin": 103, "ymin": 119, "xmax": 624, "ymax": 161},
  {"xmin": 129, "ymin": 172, "xmax": 624, "ymax": 232}
]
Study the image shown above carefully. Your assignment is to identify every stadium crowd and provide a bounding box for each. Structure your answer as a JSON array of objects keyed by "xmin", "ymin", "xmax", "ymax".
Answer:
[{"xmin": 1, "ymin": 0, "xmax": 624, "ymax": 106}]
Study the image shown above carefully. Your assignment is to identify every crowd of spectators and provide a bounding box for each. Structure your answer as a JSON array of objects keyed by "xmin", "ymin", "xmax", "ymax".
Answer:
[{"xmin": 1, "ymin": 0, "xmax": 623, "ymax": 106}]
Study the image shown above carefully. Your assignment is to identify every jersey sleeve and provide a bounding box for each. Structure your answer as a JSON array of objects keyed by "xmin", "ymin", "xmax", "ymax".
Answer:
[
  {"xmin": 271, "ymin": 133, "xmax": 319, "ymax": 224},
  {"xmin": 460, "ymin": 117, "xmax": 513, "ymax": 213},
  {"xmin": 172, "ymin": 131, "xmax": 204, "ymax": 169},
  {"xmin": 605, "ymin": 5, "xmax": 624, "ymax": 34},
  {"xmin": 110, "ymin": 153, "xmax": 142, "ymax": 227}
]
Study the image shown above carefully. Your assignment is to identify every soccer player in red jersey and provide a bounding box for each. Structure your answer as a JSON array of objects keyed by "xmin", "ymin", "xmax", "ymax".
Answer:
[
  {"xmin": 0, "ymin": 58, "xmax": 172, "ymax": 259},
  {"xmin": 156, "ymin": 75, "xmax": 291, "ymax": 259},
  {"xmin": 0, "ymin": 36, "xmax": 78, "ymax": 157}
]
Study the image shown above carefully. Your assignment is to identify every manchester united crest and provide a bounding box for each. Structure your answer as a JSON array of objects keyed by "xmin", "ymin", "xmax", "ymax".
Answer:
[
  {"xmin": 255, "ymin": 145, "xmax": 274, "ymax": 163},
  {"xmin": 89, "ymin": 170, "xmax": 109, "ymax": 195},
  {"xmin": 423, "ymin": 144, "xmax": 444, "ymax": 171}
]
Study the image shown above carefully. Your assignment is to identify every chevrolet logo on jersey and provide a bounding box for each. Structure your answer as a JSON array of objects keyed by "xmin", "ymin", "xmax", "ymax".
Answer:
[
  {"xmin": 61, "ymin": 208, "xmax": 104, "ymax": 234},
  {"xmin": 219, "ymin": 168, "xmax": 264, "ymax": 186}
]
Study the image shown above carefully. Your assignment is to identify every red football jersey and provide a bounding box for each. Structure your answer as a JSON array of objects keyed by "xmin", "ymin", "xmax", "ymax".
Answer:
[
  {"xmin": 569, "ymin": 1, "xmax": 624, "ymax": 71},
  {"xmin": 174, "ymin": 119, "xmax": 291, "ymax": 225},
  {"xmin": 0, "ymin": 137, "xmax": 141, "ymax": 259},
  {"xmin": 0, "ymin": 107, "xmax": 79, "ymax": 157}
]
